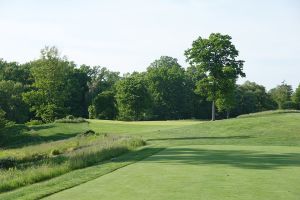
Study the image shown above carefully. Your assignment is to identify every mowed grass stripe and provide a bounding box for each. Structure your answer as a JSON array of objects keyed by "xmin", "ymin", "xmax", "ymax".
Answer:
[{"xmin": 43, "ymin": 145, "xmax": 300, "ymax": 200}]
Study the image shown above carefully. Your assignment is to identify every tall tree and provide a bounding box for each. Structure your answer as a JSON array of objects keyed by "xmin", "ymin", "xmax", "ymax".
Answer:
[
  {"xmin": 23, "ymin": 46, "xmax": 75, "ymax": 122},
  {"xmin": 146, "ymin": 56, "xmax": 191, "ymax": 119},
  {"xmin": 185, "ymin": 33, "xmax": 245, "ymax": 120}
]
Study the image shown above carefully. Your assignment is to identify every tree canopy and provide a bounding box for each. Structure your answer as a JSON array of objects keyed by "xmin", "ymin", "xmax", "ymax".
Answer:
[
  {"xmin": 0, "ymin": 35, "xmax": 298, "ymax": 126},
  {"xmin": 185, "ymin": 33, "xmax": 245, "ymax": 120}
]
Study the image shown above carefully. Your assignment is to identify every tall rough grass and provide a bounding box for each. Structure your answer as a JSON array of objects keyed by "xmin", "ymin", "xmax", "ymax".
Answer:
[{"xmin": 0, "ymin": 135, "xmax": 145, "ymax": 192}]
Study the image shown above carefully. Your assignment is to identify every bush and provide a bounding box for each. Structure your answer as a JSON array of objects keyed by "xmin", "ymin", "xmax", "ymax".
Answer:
[
  {"xmin": 0, "ymin": 157, "xmax": 16, "ymax": 169},
  {"xmin": 50, "ymin": 149, "xmax": 61, "ymax": 156},
  {"xmin": 25, "ymin": 120, "xmax": 44, "ymax": 126},
  {"xmin": 78, "ymin": 129, "xmax": 96, "ymax": 137}
]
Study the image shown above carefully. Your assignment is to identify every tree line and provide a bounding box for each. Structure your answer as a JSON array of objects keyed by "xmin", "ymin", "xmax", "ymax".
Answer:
[{"xmin": 0, "ymin": 33, "xmax": 299, "ymax": 126}]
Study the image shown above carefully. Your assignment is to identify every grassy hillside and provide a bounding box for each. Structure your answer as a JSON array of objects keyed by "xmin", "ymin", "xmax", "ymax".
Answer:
[
  {"xmin": 90, "ymin": 112, "xmax": 300, "ymax": 147},
  {"xmin": 1, "ymin": 112, "xmax": 300, "ymax": 200}
]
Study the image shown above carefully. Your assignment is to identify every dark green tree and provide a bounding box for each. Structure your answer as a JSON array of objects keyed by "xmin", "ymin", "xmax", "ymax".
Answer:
[
  {"xmin": 0, "ymin": 59, "xmax": 32, "ymax": 85},
  {"xmin": 91, "ymin": 91, "xmax": 117, "ymax": 119},
  {"xmin": 231, "ymin": 81, "xmax": 276, "ymax": 116},
  {"xmin": 0, "ymin": 80, "xmax": 30, "ymax": 123},
  {"xmin": 185, "ymin": 33, "xmax": 245, "ymax": 120},
  {"xmin": 66, "ymin": 67, "xmax": 89, "ymax": 117}
]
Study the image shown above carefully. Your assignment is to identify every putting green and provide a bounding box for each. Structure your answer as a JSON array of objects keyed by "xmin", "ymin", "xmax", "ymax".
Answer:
[{"xmin": 44, "ymin": 145, "xmax": 300, "ymax": 200}]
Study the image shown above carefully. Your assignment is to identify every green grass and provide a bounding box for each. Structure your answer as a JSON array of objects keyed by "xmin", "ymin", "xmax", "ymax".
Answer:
[
  {"xmin": 237, "ymin": 109, "xmax": 300, "ymax": 118},
  {"xmin": 43, "ymin": 145, "xmax": 300, "ymax": 200},
  {"xmin": 0, "ymin": 147, "xmax": 163, "ymax": 200},
  {"xmin": 1, "ymin": 111, "xmax": 300, "ymax": 200}
]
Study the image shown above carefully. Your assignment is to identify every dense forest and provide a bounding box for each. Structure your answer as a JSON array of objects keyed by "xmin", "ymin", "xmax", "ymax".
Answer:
[{"xmin": 0, "ymin": 33, "xmax": 299, "ymax": 126}]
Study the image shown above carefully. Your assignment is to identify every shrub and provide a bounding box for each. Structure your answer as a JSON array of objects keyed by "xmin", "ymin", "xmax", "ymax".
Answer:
[
  {"xmin": 78, "ymin": 129, "xmax": 96, "ymax": 137},
  {"xmin": 50, "ymin": 149, "xmax": 61, "ymax": 156},
  {"xmin": 25, "ymin": 120, "xmax": 44, "ymax": 126},
  {"xmin": 0, "ymin": 157, "xmax": 16, "ymax": 169}
]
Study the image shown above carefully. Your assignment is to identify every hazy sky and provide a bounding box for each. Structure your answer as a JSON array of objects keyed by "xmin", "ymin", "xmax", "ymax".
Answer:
[{"xmin": 0, "ymin": 0, "xmax": 299, "ymax": 89}]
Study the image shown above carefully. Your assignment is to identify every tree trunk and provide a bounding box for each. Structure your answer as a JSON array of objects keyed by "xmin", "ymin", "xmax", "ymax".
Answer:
[
  {"xmin": 226, "ymin": 110, "xmax": 230, "ymax": 119},
  {"xmin": 211, "ymin": 101, "xmax": 215, "ymax": 121}
]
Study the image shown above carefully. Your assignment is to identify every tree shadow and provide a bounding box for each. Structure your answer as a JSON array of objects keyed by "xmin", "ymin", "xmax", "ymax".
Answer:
[
  {"xmin": 141, "ymin": 147, "xmax": 300, "ymax": 170},
  {"xmin": 147, "ymin": 135, "xmax": 252, "ymax": 141}
]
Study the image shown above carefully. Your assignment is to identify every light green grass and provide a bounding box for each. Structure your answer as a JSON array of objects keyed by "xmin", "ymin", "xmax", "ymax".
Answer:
[
  {"xmin": 90, "ymin": 113, "xmax": 300, "ymax": 147},
  {"xmin": 1, "ymin": 112, "xmax": 300, "ymax": 200},
  {"xmin": 44, "ymin": 145, "xmax": 300, "ymax": 200}
]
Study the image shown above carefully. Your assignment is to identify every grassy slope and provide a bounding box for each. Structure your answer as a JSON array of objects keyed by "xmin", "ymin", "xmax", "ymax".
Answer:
[
  {"xmin": 90, "ymin": 113, "xmax": 300, "ymax": 147},
  {"xmin": 1, "ymin": 112, "xmax": 300, "ymax": 199}
]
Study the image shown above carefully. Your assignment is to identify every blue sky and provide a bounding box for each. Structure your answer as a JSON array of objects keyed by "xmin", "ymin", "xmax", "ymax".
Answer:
[{"xmin": 0, "ymin": 0, "xmax": 299, "ymax": 89}]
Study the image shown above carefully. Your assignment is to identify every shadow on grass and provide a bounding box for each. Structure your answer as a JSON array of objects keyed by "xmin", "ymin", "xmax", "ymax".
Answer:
[
  {"xmin": 147, "ymin": 135, "xmax": 252, "ymax": 141},
  {"xmin": 0, "ymin": 124, "xmax": 80, "ymax": 149},
  {"xmin": 141, "ymin": 147, "xmax": 300, "ymax": 170}
]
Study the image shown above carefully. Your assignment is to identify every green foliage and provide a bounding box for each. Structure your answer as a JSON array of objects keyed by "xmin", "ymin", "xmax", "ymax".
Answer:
[
  {"xmin": 0, "ymin": 80, "xmax": 30, "ymax": 123},
  {"xmin": 231, "ymin": 81, "xmax": 277, "ymax": 116},
  {"xmin": 281, "ymin": 101, "xmax": 297, "ymax": 109},
  {"xmin": 50, "ymin": 149, "xmax": 61, "ymax": 156},
  {"xmin": 146, "ymin": 56, "xmax": 192, "ymax": 119},
  {"xmin": 66, "ymin": 68, "xmax": 89, "ymax": 118},
  {"xmin": 88, "ymin": 105, "xmax": 96, "ymax": 119},
  {"xmin": 84, "ymin": 66, "xmax": 120, "ymax": 103},
  {"xmin": 292, "ymin": 83, "xmax": 300, "ymax": 109},
  {"xmin": 92, "ymin": 91, "xmax": 117, "ymax": 119},
  {"xmin": 25, "ymin": 120, "xmax": 44, "ymax": 126},
  {"xmin": 23, "ymin": 46, "xmax": 75, "ymax": 122},
  {"xmin": 0, "ymin": 59, "xmax": 32, "ymax": 85},
  {"xmin": 185, "ymin": 33, "xmax": 245, "ymax": 120},
  {"xmin": 116, "ymin": 73, "xmax": 152, "ymax": 121},
  {"xmin": 0, "ymin": 109, "xmax": 7, "ymax": 129},
  {"xmin": 269, "ymin": 81, "xmax": 293, "ymax": 109},
  {"xmin": 185, "ymin": 66, "xmax": 211, "ymax": 119}
]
